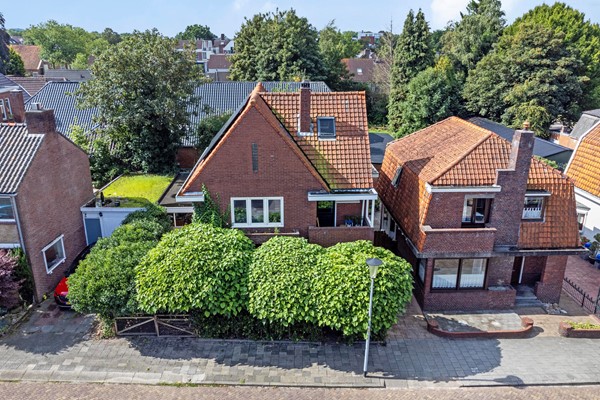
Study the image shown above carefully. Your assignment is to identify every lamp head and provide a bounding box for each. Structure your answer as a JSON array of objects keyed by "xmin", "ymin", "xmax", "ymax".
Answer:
[{"xmin": 366, "ymin": 258, "xmax": 382, "ymax": 279}]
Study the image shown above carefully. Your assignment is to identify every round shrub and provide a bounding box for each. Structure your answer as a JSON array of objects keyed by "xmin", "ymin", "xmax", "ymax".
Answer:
[
  {"xmin": 96, "ymin": 219, "xmax": 165, "ymax": 250},
  {"xmin": 248, "ymin": 236, "xmax": 324, "ymax": 326},
  {"xmin": 68, "ymin": 241, "xmax": 156, "ymax": 320},
  {"xmin": 314, "ymin": 240, "xmax": 413, "ymax": 337},
  {"xmin": 122, "ymin": 203, "xmax": 172, "ymax": 235},
  {"xmin": 135, "ymin": 224, "xmax": 255, "ymax": 315}
]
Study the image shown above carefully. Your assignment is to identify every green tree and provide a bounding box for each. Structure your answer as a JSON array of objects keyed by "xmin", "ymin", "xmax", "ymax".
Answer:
[
  {"xmin": 176, "ymin": 24, "xmax": 216, "ymax": 40},
  {"xmin": 441, "ymin": 0, "xmax": 506, "ymax": 73},
  {"xmin": 394, "ymin": 57, "xmax": 463, "ymax": 137},
  {"xmin": 194, "ymin": 111, "xmax": 232, "ymax": 152},
  {"xmin": 88, "ymin": 136, "xmax": 126, "ymax": 188},
  {"xmin": 77, "ymin": 30, "xmax": 202, "ymax": 174},
  {"xmin": 5, "ymin": 47, "xmax": 25, "ymax": 76},
  {"xmin": 464, "ymin": 23, "xmax": 586, "ymax": 137},
  {"xmin": 101, "ymin": 27, "xmax": 122, "ymax": 45},
  {"xmin": 0, "ymin": 13, "xmax": 9, "ymax": 74},
  {"xmin": 230, "ymin": 9, "xmax": 325, "ymax": 81},
  {"xmin": 505, "ymin": 3, "xmax": 600, "ymax": 109},
  {"xmin": 388, "ymin": 9, "xmax": 434, "ymax": 133},
  {"xmin": 318, "ymin": 21, "xmax": 362, "ymax": 90},
  {"xmin": 22, "ymin": 20, "xmax": 91, "ymax": 67}
]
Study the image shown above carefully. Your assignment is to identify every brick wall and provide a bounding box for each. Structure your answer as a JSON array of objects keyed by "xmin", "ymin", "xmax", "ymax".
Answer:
[
  {"xmin": 0, "ymin": 223, "xmax": 19, "ymax": 244},
  {"xmin": 521, "ymin": 256, "xmax": 546, "ymax": 285},
  {"xmin": 308, "ymin": 226, "xmax": 374, "ymax": 247},
  {"xmin": 16, "ymin": 110, "xmax": 93, "ymax": 301},
  {"xmin": 184, "ymin": 105, "xmax": 325, "ymax": 237},
  {"xmin": 176, "ymin": 147, "xmax": 200, "ymax": 169},
  {"xmin": 335, "ymin": 202, "xmax": 363, "ymax": 226},
  {"xmin": 487, "ymin": 257, "xmax": 514, "ymax": 287},
  {"xmin": 535, "ymin": 255, "xmax": 567, "ymax": 303},
  {"xmin": 421, "ymin": 226, "xmax": 496, "ymax": 255},
  {"xmin": 424, "ymin": 192, "xmax": 465, "ymax": 229}
]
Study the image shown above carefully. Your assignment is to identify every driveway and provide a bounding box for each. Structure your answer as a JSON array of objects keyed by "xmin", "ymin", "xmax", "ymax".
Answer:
[{"xmin": 565, "ymin": 255, "xmax": 600, "ymax": 301}]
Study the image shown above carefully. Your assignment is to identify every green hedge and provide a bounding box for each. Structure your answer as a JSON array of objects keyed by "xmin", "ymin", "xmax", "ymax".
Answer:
[
  {"xmin": 248, "ymin": 238, "xmax": 413, "ymax": 338},
  {"xmin": 248, "ymin": 236, "xmax": 323, "ymax": 326},
  {"xmin": 135, "ymin": 223, "xmax": 255, "ymax": 315},
  {"xmin": 122, "ymin": 203, "xmax": 172, "ymax": 235}
]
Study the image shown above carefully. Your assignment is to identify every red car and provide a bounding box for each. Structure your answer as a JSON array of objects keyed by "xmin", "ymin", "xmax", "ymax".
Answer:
[{"xmin": 54, "ymin": 245, "xmax": 92, "ymax": 308}]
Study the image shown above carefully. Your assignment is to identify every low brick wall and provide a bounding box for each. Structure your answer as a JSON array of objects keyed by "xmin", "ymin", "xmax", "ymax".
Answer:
[
  {"xmin": 427, "ymin": 316, "xmax": 534, "ymax": 339},
  {"xmin": 308, "ymin": 226, "xmax": 374, "ymax": 247},
  {"xmin": 559, "ymin": 321, "xmax": 600, "ymax": 338},
  {"xmin": 422, "ymin": 286, "xmax": 516, "ymax": 311},
  {"xmin": 245, "ymin": 232, "xmax": 300, "ymax": 245},
  {"xmin": 421, "ymin": 226, "xmax": 496, "ymax": 255}
]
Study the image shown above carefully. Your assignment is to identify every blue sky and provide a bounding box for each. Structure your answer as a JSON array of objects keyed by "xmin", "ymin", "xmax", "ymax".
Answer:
[{"xmin": 3, "ymin": 0, "xmax": 600, "ymax": 37}]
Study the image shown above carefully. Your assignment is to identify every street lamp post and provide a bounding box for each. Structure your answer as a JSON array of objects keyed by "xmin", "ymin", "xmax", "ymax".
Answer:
[{"xmin": 363, "ymin": 257, "xmax": 382, "ymax": 377}]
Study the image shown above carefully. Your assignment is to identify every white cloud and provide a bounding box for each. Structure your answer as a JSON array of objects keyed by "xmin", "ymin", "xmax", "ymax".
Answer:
[{"xmin": 430, "ymin": 0, "xmax": 470, "ymax": 28}]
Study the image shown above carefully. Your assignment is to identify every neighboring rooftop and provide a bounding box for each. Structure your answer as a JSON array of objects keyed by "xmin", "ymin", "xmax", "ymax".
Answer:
[
  {"xmin": 369, "ymin": 132, "xmax": 393, "ymax": 165},
  {"xmin": 566, "ymin": 123, "xmax": 600, "ymax": 198},
  {"xmin": 342, "ymin": 58, "xmax": 376, "ymax": 83},
  {"xmin": 0, "ymin": 124, "xmax": 44, "ymax": 194},
  {"xmin": 10, "ymin": 45, "xmax": 43, "ymax": 72},
  {"xmin": 206, "ymin": 54, "xmax": 231, "ymax": 70},
  {"xmin": 469, "ymin": 117, "xmax": 572, "ymax": 159},
  {"xmin": 570, "ymin": 111, "xmax": 600, "ymax": 140},
  {"xmin": 0, "ymin": 73, "xmax": 31, "ymax": 102},
  {"xmin": 101, "ymin": 174, "xmax": 173, "ymax": 208},
  {"xmin": 44, "ymin": 69, "xmax": 92, "ymax": 82}
]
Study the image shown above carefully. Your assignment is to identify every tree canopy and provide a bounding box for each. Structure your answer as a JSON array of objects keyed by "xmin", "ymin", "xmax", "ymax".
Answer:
[
  {"xmin": 23, "ymin": 20, "xmax": 92, "ymax": 67},
  {"xmin": 176, "ymin": 24, "xmax": 216, "ymax": 40},
  {"xmin": 318, "ymin": 21, "xmax": 362, "ymax": 90},
  {"xmin": 77, "ymin": 30, "xmax": 202, "ymax": 173},
  {"xmin": 5, "ymin": 47, "xmax": 25, "ymax": 76},
  {"xmin": 229, "ymin": 9, "xmax": 325, "ymax": 81},
  {"xmin": 441, "ymin": 0, "xmax": 506, "ymax": 73},
  {"xmin": 0, "ymin": 13, "xmax": 10, "ymax": 74},
  {"xmin": 464, "ymin": 22, "xmax": 586, "ymax": 137}
]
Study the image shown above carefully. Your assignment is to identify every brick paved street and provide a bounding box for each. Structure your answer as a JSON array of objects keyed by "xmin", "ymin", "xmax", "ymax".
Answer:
[{"xmin": 0, "ymin": 382, "xmax": 599, "ymax": 400}]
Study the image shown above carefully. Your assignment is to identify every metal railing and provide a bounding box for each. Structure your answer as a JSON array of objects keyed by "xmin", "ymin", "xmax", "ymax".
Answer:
[
  {"xmin": 562, "ymin": 277, "xmax": 600, "ymax": 317},
  {"xmin": 114, "ymin": 315, "xmax": 194, "ymax": 337},
  {"xmin": 522, "ymin": 207, "xmax": 543, "ymax": 219}
]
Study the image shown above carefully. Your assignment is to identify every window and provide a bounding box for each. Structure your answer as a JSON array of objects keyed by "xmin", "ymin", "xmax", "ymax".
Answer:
[
  {"xmin": 357, "ymin": 68, "xmax": 363, "ymax": 75},
  {"xmin": 432, "ymin": 258, "xmax": 487, "ymax": 290},
  {"xmin": 391, "ymin": 166, "xmax": 403, "ymax": 187},
  {"xmin": 522, "ymin": 196, "xmax": 544, "ymax": 220},
  {"xmin": 418, "ymin": 259, "xmax": 426, "ymax": 283},
  {"xmin": 4, "ymin": 98, "xmax": 11, "ymax": 117},
  {"xmin": 462, "ymin": 197, "xmax": 492, "ymax": 226},
  {"xmin": 0, "ymin": 101, "xmax": 5, "ymax": 121},
  {"xmin": 231, "ymin": 197, "xmax": 284, "ymax": 227},
  {"xmin": 0, "ymin": 198, "xmax": 15, "ymax": 220},
  {"xmin": 42, "ymin": 235, "xmax": 66, "ymax": 274},
  {"xmin": 317, "ymin": 117, "xmax": 336, "ymax": 139},
  {"xmin": 577, "ymin": 212, "xmax": 587, "ymax": 232}
]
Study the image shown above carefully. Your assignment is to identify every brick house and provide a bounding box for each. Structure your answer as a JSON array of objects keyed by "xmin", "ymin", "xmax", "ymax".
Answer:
[
  {"xmin": 377, "ymin": 117, "xmax": 581, "ymax": 311},
  {"xmin": 565, "ymin": 122, "xmax": 600, "ymax": 240},
  {"xmin": 0, "ymin": 91, "xmax": 93, "ymax": 302},
  {"xmin": 177, "ymin": 82, "xmax": 376, "ymax": 246}
]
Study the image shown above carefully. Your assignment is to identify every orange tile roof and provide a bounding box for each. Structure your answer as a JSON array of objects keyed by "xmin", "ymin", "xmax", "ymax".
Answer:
[
  {"xmin": 566, "ymin": 124, "xmax": 600, "ymax": 198},
  {"xmin": 10, "ymin": 45, "xmax": 42, "ymax": 72},
  {"xmin": 378, "ymin": 117, "xmax": 579, "ymax": 250},
  {"xmin": 260, "ymin": 91, "xmax": 372, "ymax": 190}
]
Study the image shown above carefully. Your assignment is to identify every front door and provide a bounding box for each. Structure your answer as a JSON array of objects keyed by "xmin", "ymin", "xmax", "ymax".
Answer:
[
  {"xmin": 317, "ymin": 201, "xmax": 335, "ymax": 227},
  {"xmin": 511, "ymin": 257, "xmax": 523, "ymax": 286}
]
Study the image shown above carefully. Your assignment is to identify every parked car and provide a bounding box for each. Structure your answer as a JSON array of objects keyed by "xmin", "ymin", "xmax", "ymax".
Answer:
[{"xmin": 53, "ymin": 245, "xmax": 92, "ymax": 308}]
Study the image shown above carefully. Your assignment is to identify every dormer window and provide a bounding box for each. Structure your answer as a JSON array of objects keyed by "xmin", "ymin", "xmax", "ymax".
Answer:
[
  {"xmin": 317, "ymin": 117, "xmax": 336, "ymax": 139},
  {"xmin": 391, "ymin": 166, "xmax": 403, "ymax": 187},
  {"xmin": 522, "ymin": 197, "xmax": 545, "ymax": 220},
  {"xmin": 462, "ymin": 197, "xmax": 492, "ymax": 227},
  {"xmin": 357, "ymin": 68, "xmax": 363, "ymax": 75}
]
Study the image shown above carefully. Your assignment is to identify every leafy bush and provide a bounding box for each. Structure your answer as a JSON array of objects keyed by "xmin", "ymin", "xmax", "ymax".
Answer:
[
  {"xmin": 0, "ymin": 250, "xmax": 22, "ymax": 309},
  {"xmin": 97, "ymin": 219, "xmax": 165, "ymax": 249},
  {"xmin": 136, "ymin": 224, "xmax": 254, "ymax": 315},
  {"xmin": 192, "ymin": 185, "xmax": 229, "ymax": 228},
  {"xmin": 248, "ymin": 236, "xmax": 324, "ymax": 325},
  {"xmin": 10, "ymin": 248, "xmax": 34, "ymax": 304},
  {"xmin": 567, "ymin": 321, "xmax": 600, "ymax": 330},
  {"xmin": 121, "ymin": 203, "xmax": 172, "ymax": 234},
  {"xmin": 314, "ymin": 241, "xmax": 413, "ymax": 337}
]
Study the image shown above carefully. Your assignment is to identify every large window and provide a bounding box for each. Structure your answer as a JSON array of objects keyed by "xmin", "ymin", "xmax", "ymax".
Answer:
[
  {"xmin": 432, "ymin": 258, "xmax": 487, "ymax": 290},
  {"xmin": 231, "ymin": 197, "xmax": 283, "ymax": 228},
  {"xmin": 42, "ymin": 235, "xmax": 66, "ymax": 274},
  {"xmin": 317, "ymin": 117, "xmax": 336, "ymax": 139},
  {"xmin": 462, "ymin": 197, "xmax": 492, "ymax": 226},
  {"xmin": 0, "ymin": 198, "xmax": 15, "ymax": 220},
  {"xmin": 522, "ymin": 196, "xmax": 545, "ymax": 220}
]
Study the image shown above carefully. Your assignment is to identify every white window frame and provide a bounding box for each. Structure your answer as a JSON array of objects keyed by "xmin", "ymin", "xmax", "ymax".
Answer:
[
  {"xmin": 231, "ymin": 197, "xmax": 284, "ymax": 228},
  {"xmin": 0, "ymin": 101, "xmax": 6, "ymax": 121},
  {"xmin": 522, "ymin": 196, "xmax": 545, "ymax": 220},
  {"xmin": 4, "ymin": 98, "xmax": 11, "ymax": 117},
  {"xmin": 317, "ymin": 117, "xmax": 336, "ymax": 139},
  {"xmin": 0, "ymin": 197, "xmax": 15, "ymax": 222},
  {"xmin": 42, "ymin": 235, "xmax": 66, "ymax": 274}
]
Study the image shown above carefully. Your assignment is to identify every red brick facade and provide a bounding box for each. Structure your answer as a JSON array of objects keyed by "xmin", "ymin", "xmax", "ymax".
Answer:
[
  {"xmin": 176, "ymin": 147, "xmax": 200, "ymax": 169},
  {"xmin": 308, "ymin": 226, "xmax": 374, "ymax": 247},
  {"xmin": 16, "ymin": 109, "xmax": 93, "ymax": 301}
]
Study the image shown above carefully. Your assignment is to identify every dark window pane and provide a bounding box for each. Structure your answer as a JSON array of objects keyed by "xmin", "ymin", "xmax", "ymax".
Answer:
[
  {"xmin": 0, "ymin": 198, "xmax": 14, "ymax": 219},
  {"xmin": 233, "ymin": 200, "xmax": 247, "ymax": 224},
  {"xmin": 268, "ymin": 199, "xmax": 281, "ymax": 223},
  {"xmin": 251, "ymin": 199, "xmax": 264, "ymax": 223}
]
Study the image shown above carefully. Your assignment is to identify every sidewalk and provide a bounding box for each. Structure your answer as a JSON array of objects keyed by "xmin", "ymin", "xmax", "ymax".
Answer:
[
  {"xmin": 565, "ymin": 255, "xmax": 600, "ymax": 301},
  {"xmin": 0, "ymin": 299, "xmax": 599, "ymax": 389}
]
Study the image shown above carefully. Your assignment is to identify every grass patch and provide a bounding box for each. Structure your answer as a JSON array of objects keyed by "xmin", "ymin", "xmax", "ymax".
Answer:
[
  {"xmin": 102, "ymin": 174, "xmax": 172, "ymax": 207},
  {"xmin": 567, "ymin": 321, "xmax": 600, "ymax": 330}
]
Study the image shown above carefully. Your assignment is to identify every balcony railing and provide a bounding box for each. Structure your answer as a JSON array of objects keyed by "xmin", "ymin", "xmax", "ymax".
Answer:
[{"xmin": 522, "ymin": 207, "xmax": 543, "ymax": 220}]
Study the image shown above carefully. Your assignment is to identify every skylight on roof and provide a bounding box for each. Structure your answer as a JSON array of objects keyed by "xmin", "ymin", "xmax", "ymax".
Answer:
[{"xmin": 317, "ymin": 117, "xmax": 335, "ymax": 139}]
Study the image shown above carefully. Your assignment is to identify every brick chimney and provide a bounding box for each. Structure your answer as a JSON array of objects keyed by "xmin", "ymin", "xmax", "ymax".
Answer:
[
  {"xmin": 8, "ymin": 90, "xmax": 26, "ymax": 123},
  {"xmin": 25, "ymin": 104, "xmax": 57, "ymax": 134},
  {"xmin": 508, "ymin": 129, "xmax": 535, "ymax": 173},
  {"xmin": 298, "ymin": 82, "xmax": 312, "ymax": 135}
]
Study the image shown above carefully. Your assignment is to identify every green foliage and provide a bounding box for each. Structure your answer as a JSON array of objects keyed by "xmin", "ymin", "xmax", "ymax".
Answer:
[
  {"xmin": 22, "ymin": 20, "xmax": 92, "ymax": 67},
  {"xmin": 0, "ymin": 13, "xmax": 8, "ymax": 74},
  {"xmin": 248, "ymin": 237, "xmax": 324, "ymax": 326},
  {"xmin": 76, "ymin": 30, "xmax": 202, "ymax": 174},
  {"xmin": 135, "ymin": 224, "xmax": 255, "ymax": 315},
  {"xmin": 393, "ymin": 57, "xmax": 463, "ymax": 137},
  {"xmin": 314, "ymin": 241, "xmax": 413, "ymax": 337},
  {"xmin": 248, "ymin": 237, "xmax": 413, "ymax": 338},
  {"xmin": 71, "ymin": 53, "xmax": 90, "ymax": 69},
  {"xmin": 388, "ymin": 9, "xmax": 434, "ymax": 133},
  {"xmin": 69, "ymin": 124, "xmax": 90, "ymax": 152},
  {"xmin": 9, "ymin": 248, "xmax": 33, "ymax": 305},
  {"xmin": 506, "ymin": 3, "xmax": 600, "ymax": 109},
  {"xmin": 5, "ymin": 47, "xmax": 25, "ymax": 76},
  {"xmin": 102, "ymin": 174, "xmax": 172, "ymax": 204},
  {"xmin": 318, "ymin": 21, "xmax": 362, "ymax": 90},
  {"xmin": 567, "ymin": 321, "xmax": 600, "ymax": 330},
  {"xmin": 589, "ymin": 233, "xmax": 600, "ymax": 255},
  {"xmin": 0, "ymin": 249, "xmax": 21, "ymax": 309},
  {"xmin": 176, "ymin": 24, "xmax": 216, "ymax": 40},
  {"xmin": 230, "ymin": 9, "xmax": 325, "ymax": 81},
  {"xmin": 192, "ymin": 185, "xmax": 229, "ymax": 228},
  {"xmin": 89, "ymin": 137, "xmax": 125, "ymax": 188},
  {"xmin": 534, "ymin": 156, "xmax": 559, "ymax": 170},
  {"xmin": 464, "ymin": 22, "xmax": 586, "ymax": 134},
  {"xmin": 121, "ymin": 204, "xmax": 172, "ymax": 236},
  {"xmin": 441, "ymin": 0, "xmax": 506, "ymax": 73},
  {"xmin": 99, "ymin": 220, "xmax": 167, "ymax": 249},
  {"xmin": 194, "ymin": 111, "xmax": 232, "ymax": 152}
]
